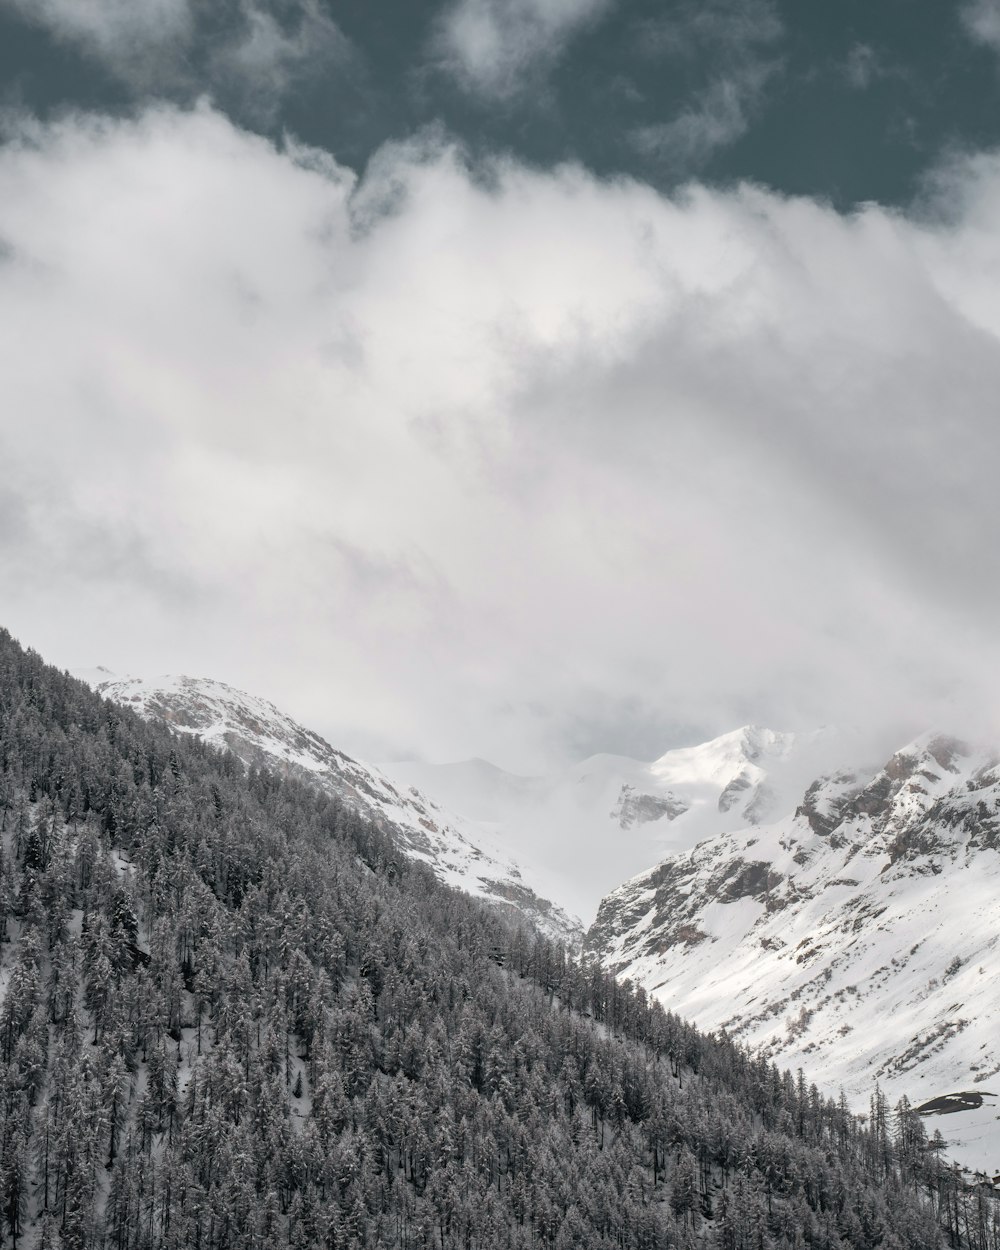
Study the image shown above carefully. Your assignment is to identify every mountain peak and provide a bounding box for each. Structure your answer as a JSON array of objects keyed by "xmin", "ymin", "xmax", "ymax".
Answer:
[
  {"xmin": 649, "ymin": 723, "xmax": 798, "ymax": 787},
  {"xmin": 588, "ymin": 724, "xmax": 1000, "ymax": 1175}
]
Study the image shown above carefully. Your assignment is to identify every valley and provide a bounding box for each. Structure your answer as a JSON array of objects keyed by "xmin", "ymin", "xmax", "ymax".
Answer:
[{"xmin": 80, "ymin": 667, "xmax": 1000, "ymax": 1181}]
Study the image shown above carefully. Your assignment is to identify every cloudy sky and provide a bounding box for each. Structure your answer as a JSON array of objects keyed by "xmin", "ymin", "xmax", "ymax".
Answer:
[{"xmin": 3, "ymin": 0, "xmax": 1000, "ymax": 771}]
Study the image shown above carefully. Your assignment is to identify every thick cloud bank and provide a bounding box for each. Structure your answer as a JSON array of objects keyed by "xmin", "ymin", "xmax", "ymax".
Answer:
[{"xmin": 2, "ymin": 106, "xmax": 1000, "ymax": 767}]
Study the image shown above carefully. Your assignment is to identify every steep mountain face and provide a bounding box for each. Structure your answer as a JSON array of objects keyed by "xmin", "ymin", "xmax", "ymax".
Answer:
[
  {"xmin": 77, "ymin": 670, "xmax": 582, "ymax": 944},
  {"xmin": 588, "ymin": 732, "xmax": 1000, "ymax": 1173},
  {"xmin": 383, "ymin": 725, "xmax": 858, "ymax": 921}
]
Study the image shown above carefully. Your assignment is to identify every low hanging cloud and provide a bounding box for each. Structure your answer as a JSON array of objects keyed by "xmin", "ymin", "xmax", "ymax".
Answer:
[
  {"xmin": 431, "ymin": 0, "xmax": 612, "ymax": 99},
  {"xmin": 3, "ymin": 105, "xmax": 1000, "ymax": 769}
]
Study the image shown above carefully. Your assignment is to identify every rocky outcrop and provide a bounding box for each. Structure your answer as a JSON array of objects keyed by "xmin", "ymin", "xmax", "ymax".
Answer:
[{"xmin": 612, "ymin": 784, "xmax": 687, "ymax": 829}]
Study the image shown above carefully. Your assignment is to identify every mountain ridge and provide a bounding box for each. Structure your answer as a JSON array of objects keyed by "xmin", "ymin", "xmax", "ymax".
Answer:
[
  {"xmin": 76, "ymin": 669, "xmax": 584, "ymax": 945},
  {"xmin": 382, "ymin": 723, "xmax": 867, "ymax": 920},
  {"xmin": 586, "ymin": 730, "xmax": 1000, "ymax": 1174}
]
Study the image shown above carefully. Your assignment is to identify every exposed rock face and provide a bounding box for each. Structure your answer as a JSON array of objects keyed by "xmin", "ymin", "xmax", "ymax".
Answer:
[
  {"xmin": 587, "ymin": 732, "xmax": 1000, "ymax": 1173},
  {"xmin": 718, "ymin": 770, "xmax": 754, "ymax": 813},
  {"xmin": 612, "ymin": 784, "xmax": 688, "ymax": 829},
  {"xmin": 796, "ymin": 770, "xmax": 864, "ymax": 837},
  {"xmin": 83, "ymin": 672, "xmax": 584, "ymax": 945}
]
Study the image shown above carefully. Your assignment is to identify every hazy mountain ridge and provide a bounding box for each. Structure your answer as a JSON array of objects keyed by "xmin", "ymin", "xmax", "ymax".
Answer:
[
  {"xmin": 78, "ymin": 670, "xmax": 583, "ymax": 945},
  {"xmin": 382, "ymin": 725, "xmax": 857, "ymax": 921},
  {"xmin": 587, "ymin": 732, "xmax": 1000, "ymax": 1172}
]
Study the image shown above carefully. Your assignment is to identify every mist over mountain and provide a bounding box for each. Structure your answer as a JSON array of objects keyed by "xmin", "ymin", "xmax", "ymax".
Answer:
[
  {"xmin": 384, "ymin": 725, "xmax": 875, "ymax": 920},
  {"xmin": 585, "ymin": 731, "xmax": 1000, "ymax": 1176},
  {"xmin": 79, "ymin": 659, "xmax": 1000, "ymax": 1186},
  {"xmin": 4, "ymin": 626, "xmax": 989, "ymax": 1250},
  {"xmin": 75, "ymin": 669, "xmax": 583, "ymax": 945}
]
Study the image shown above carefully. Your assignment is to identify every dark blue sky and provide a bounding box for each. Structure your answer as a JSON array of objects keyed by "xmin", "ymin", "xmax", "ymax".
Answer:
[{"xmin": 3, "ymin": 0, "xmax": 1000, "ymax": 208}]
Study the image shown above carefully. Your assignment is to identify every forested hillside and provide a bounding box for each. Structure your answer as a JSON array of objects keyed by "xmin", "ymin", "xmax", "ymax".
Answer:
[{"xmin": 0, "ymin": 628, "xmax": 990, "ymax": 1249}]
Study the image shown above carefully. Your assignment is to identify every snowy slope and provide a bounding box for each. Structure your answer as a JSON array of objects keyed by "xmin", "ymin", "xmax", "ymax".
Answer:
[
  {"xmin": 588, "ymin": 733, "xmax": 1000, "ymax": 1176},
  {"xmin": 384, "ymin": 725, "xmax": 859, "ymax": 922},
  {"xmin": 76, "ymin": 670, "xmax": 582, "ymax": 944}
]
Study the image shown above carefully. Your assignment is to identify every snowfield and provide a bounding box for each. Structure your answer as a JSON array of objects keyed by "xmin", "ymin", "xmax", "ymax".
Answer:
[{"xmin": 588, "ymin": 732, "xmax": 1000, "ymax": 1176}]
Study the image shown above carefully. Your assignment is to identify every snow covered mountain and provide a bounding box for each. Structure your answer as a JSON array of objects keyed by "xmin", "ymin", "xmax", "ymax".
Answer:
[
  {"xmin": 75, "ymin": 669, "xmax": 582, "ymax": 944},
  {"xmin": 383, "ymin": 725, "xmax": 860, "ymax": 922},
  {"xmin": 71, "ymin": 673, "xmax": 1000, "ymax": 1171},
  {"xmin": 588, "ymin": 732, "xmax": 1000, "ymax": 1174}
]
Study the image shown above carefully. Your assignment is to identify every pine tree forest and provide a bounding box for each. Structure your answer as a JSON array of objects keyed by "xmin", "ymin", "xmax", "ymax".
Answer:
[{"xmin": 0, "ymin": 626, "xmax": 996, "ymax": 1250}]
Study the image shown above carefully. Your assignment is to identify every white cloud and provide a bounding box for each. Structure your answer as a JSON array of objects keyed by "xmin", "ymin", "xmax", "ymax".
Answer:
[
  {"xmin": 432, "ymin": 0, "xmax": 611, "ymax": 99},
  {"xmin": 843, "ymin": 42, "xmax": 882, "ymax": 90},
  {"xmin": 0, "ymin": 0, "xmax": 193, "ymax": 82},
  {"xmin": 0, "ymin": 0, "xmax": 348, "ymax": 102},
  {"xmin": 4, "ymin": 107, "xmax": 1000, "ymax": 769},
  {"xmin": 628, "ymin": 0, "xmax": 782, "ymax": 168},
  {"xmin": 629, "ymin": 61, "xmax": 773, "ymax": 167},
  {"xmin": 212, "ymin": 1, "xmax": 352, "ymax": 122},
  {"xmin": 963, "ymin": 0, "xmax": 1000, "ymax": 52}
]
